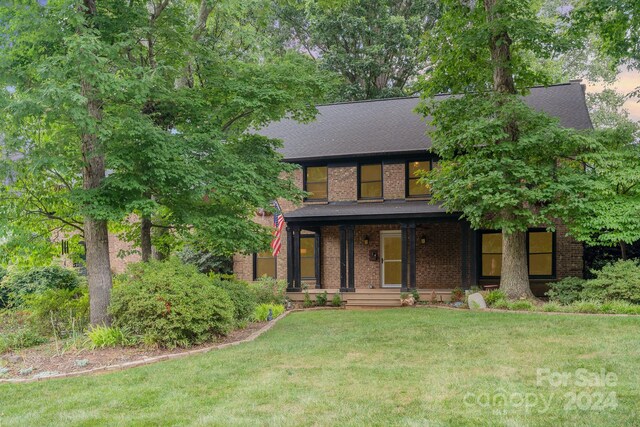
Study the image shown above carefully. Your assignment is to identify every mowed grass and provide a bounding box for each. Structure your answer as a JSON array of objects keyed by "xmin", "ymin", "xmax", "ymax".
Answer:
[{"xmin": 1, "ymin": 308, "xmax": 639, "ymax": 426}]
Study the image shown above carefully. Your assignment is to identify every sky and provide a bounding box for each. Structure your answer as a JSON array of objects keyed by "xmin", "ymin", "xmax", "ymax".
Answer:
[{"xmin": 586, "ymin": 68, "xmax": 640, "ymax": 122}]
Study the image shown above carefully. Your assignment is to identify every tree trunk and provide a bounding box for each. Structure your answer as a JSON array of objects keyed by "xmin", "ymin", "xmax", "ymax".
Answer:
[
  {"xmin": 82, "ymin": 0, "xmax": 113, "ymax": 326},
  {"xmin": 175, "ymin": 0, "xmax": 216, "ymax": 89},
  {"xmin": 500, "ymin": 230, "xmax": 534, "ymax": 299},
  {"xmin": 620, "ymin": 241, "xmax": 628, "ymax": 260},
  {"xmin": 81, "ymin": 84, "xmax": 112, "ymax": 325},
  {"xmin": 141, "ymin": 216, "xmax": 153, "ymax": 262},
  {"xmin": 484, "ymin": 0, "xmax": 532, "ymax": 299}
]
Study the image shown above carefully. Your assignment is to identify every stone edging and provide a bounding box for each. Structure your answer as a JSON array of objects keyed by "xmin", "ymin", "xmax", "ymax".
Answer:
[{"xmin": 0, "ymin": 310, "xmax": 293, "ymax": 384}]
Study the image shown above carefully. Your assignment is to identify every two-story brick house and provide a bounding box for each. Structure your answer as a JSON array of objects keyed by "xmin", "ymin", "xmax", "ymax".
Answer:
[{"xmin": 233, "ymin": 82, "xmax": 591, "ymax": 305}]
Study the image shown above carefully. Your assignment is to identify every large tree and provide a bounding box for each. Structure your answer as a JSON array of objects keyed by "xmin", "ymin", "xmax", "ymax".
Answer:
[
  {"xmin": 0, "ymin": 0, "xmax": 328, "ymax": 323},
  {"xmin": 417, "ymin": 0, "xmax": 597, "ymax": 299},
  {"xmin": 272, "ymin": 0, "xmax": 440, "ymax": 101}
]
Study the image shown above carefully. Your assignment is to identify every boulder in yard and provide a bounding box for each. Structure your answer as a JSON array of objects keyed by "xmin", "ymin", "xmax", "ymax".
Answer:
[{"xmin": 467, "ymin": 293, "xmax": 487, "ymax": 310}]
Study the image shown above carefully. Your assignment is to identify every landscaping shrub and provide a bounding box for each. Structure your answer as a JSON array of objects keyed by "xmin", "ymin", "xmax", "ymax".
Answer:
[
  {"xmin": 249, "ymin": 276, "xmax": 287, "ymax": 305},
  {"xmin": 0, "ymin": 267, "xmax": 7, "ymax": 308},
  {"xmin": 546, "ymin": 277, "xmax": 586, "ymax": 305},
  {"xmin": 1, "ymin": 266, "xmax": 80, "ymax": 308},
  {"xmin": 0, "ymin": 310, "xmax": 48, "ymax": 353},
  {"xmin": 315, "ymin": 291, "xmax": 328, "ymax": 307},
  {"xmin": 571, "ymin": 300, "xmax": 601, "ymax": 314},
  {"xmin": 484, "ymin": 290, "xmax": 506, "ymax": 307},
  {"xmin": 508, "ymin": 300, "xmax": 534, "ymax": 311},
  {"xmin": 450, "ymin": 287, "xmax": 464, "ymax": 303},
  {"xmin": 600, "ymin": 300, "xmax": 640, "ymax": 315},
  {"xmin": 331, "ymin": 292, "xmax": 342, "ymax": 307},
  {"xmin": 176, "ymin": 247, "xmax": 233, "ymax": 274},
  {"xmin": 87, "ymin": 325, "xmax": 134, "ymax": 349},
  {"xmin": 253, "ymin": 303, "xmax": 285, "ymax": 322},
  {"xmin": 411, "ymin": 289, "xmax": 420, "ymax": 302},
  {"xmin": 110, "ymin": 259, "xmax": 235, "ymax": 348},
  {"xmin": 541, "ymin": 302, "xmax": 562, "ymax": 312},
  {"xmin": 583, "ymin": 260, "xmax": 640, "ymax": 304},
  {"xmin": 22, "ymin": 286, "xmax": 89, "ymax": 337},
  {"xmin": 0, "ymin": 328, "xmax": 48, "ymax": 353},
  {"xmin": 211, "ymin": 275, "xmax": 257, "ymax": 323},
  {"xmin": 303, "ymin": 290, "xmax": 313, "ymax": 308}
]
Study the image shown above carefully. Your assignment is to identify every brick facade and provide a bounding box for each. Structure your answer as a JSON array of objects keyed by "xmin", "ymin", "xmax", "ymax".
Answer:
[{"xmin": 233, "ymin": 160, "xmax": 585, "ymax": 293}]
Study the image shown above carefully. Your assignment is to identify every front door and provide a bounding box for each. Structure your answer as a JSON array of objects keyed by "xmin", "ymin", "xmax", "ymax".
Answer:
[{"xmin": 380, "ymin": 231, "xmax": 402, "ymax": 288}]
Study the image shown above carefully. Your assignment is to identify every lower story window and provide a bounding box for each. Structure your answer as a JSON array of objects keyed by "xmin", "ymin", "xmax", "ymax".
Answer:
[
  {"xmin": 480, "ymin": 230, "xmax": 555, "ymax": 278},
  {"xmin": 254, "ymin": 251, "xmax": 276, "ymax": 279}
]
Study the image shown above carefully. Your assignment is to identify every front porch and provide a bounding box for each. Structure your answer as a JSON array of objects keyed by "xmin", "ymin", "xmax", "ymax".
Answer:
[
  {"xmin": 284, "ymin": 201, "xmax": 477, "ymax": 295},
  {"xmin": 287, "ymin": 287, "xmax": 454, "ymax": 308}
]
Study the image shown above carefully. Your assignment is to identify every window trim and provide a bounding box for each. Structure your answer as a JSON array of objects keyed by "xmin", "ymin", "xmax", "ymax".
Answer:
[
  {"xmin": 478, "ymin": 229, "xmax": 556, "ymax": 280},
  {"xmin": 303, "ymin": 165, "xmax": 328, "ymax": 202},
  {"xmin": 405, "ymin": 159, "xmax": 432, "ymax": 199},
  {"xmin": 253, "ymin": 252, "xmax": 277, "ymax": 281},
  {"xmin": 527, "ymin": 228, "xmax": 556, "ymax": 279},
  {"xmin": 357, "ymin": 162, "xmax": 384, "ymax": 200}
]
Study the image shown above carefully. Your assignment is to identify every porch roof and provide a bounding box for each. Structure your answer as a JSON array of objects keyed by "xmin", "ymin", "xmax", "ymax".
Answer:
[{"xmin": 284, "ymin": 200, "xmax": 459, "ymax": 224}]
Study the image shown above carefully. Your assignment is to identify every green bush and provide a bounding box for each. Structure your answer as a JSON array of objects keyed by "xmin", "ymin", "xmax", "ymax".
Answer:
[
  {"xmin": 583, "ymin": 260, "xmax": 640, "ymax": 304},
  {"xmin": 303, "ymin": 290, "xmax": 313, "ymax": 308},
  {"xmin": 484, "ymin": 290, "xmax": 506, "ymax": 307},
  {"xmin": 411, "ymin": 289, "xmax": 420, "ymax": 302},
  {"xmin": 315, "ymin": 291, "xmax": 328, "ymax": 307},
  {"xmin": 22, "ymin": 286, "xmax": 89, "ymax": 337},
  {"xmin": 0, "ymin": 267, "xmax": 7, "ymax": 308},
  {"xmin": 492, "ymin": 299, "xmax": 510, "ymax": 310},
  {"xmin": 508, "ymin": 300, "xmax": 534, "ymax": 311},
  {"xmin": 1, "ymin": 266, "xmax": 80, "ymax": 308},
  {"xmin": 0, "ymin": 328, "xmax": 48, "ymax": 353},
  {"xmin": 110, "ymin": 259, "xmax": 235, "ymax": 348},
  {"xmin": 87, "ymin": 325, "xmax": 134, "ymax": 349},
  {"xmin": 249, "ymin": 276, "xmax": 287, "ymax": 305},
  {"xmin": 450, "ymin": 287, "xmax": 464, "ymax": 303},
  {"xmin": 253, "ymin": 303, "xmax": 285, "ymax": 322},
  {"xmin": 331, "ymin": 292, "xmax": 343, "ymax": 307},
  {"xmin": 176, "ymin": 247, "xmax": 233, "ymax": 274},
  {"xmin": 211, "ymin": 276, "xmax": 257, "ymax": 324},
  {"xmin": 546, "ymin": 277, "xmax": 586, "ymax": 305},
  {"xmin": 600, "ymin": 300, "xmax": 640, "ymax": 315},
  {"xmin": 571, "ymin": 300, "xmax": 601, "ymax": 314},
  {"xmin": 541, "ymin": 302, "xmax": 562, "ymax": 312}
]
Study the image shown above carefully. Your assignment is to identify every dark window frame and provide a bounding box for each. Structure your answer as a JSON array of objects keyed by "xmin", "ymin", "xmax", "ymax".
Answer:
[
  {"xmin": 253, "ymin": 252, "xmax": 277, "ymax": 280},
  {"xmin": 303, "ymin": 165, "xmax": 328, "ymax": 202},
  {"xmin": 357, "ymin": 162, "xmax": 384, "ymax": 200},
  {"xmin": 405, "ymin": 159, "xmax": 432, "ymax": 198},
  {"xmin": 478, "ymin": 229, "xmax": 556, "ymax": 280}
]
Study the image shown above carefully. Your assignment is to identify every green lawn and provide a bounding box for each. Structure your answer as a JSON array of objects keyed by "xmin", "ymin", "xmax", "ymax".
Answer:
[{"xmin": 1, "ymin": 308, "xmax": 639, "ymax": 426}]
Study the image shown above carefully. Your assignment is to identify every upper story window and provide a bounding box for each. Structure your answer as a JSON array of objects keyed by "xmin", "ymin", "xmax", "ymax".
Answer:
[
  {"xmin": 304, "ymin": 166, "xmax": 328, "ymax": 200},
  {"xmin": 479, "ymin": 230, "xmax": 555, "ymax": 278},
  {"xmin": 406, "ymin": 160, "xmax": 431, "ymax": 198},
  {"xmin": 358, "ymin": 163, "xmax": 383, "ymax": 199}
]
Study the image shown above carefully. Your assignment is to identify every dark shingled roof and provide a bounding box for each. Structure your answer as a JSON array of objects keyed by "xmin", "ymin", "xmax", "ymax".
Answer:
[
  {"xmin": 259, "ymin": 82, "xmax": 592, "ymax": 162},
  {"xmin": 284, "ymin": 200, "xmax": 456, "ymax": 223}
]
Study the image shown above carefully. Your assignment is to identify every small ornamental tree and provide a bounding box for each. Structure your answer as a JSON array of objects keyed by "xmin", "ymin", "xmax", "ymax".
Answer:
[
  {"xmin": 567, "ymin": 124, "xmax": 640, "ymax": 258},
  {"xmin": 417, "ymin": 0, "xmax": 598, "ymax": 299}
]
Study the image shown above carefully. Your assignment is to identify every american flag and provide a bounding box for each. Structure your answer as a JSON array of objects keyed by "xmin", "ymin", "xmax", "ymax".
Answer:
[{"xmin": 270, "ymin": 201, "xmax": 285, "ymax": 257}]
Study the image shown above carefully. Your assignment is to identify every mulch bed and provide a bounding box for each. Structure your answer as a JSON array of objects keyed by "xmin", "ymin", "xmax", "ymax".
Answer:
[{"xmin": 0, "ymin": 321, "xmax": 268, "ymax": 382}]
